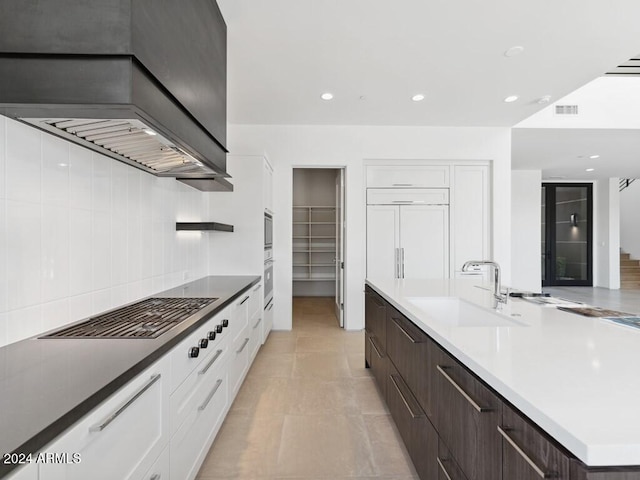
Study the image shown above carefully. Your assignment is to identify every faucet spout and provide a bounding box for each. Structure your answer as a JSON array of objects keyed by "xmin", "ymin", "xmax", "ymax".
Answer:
[{"xmin": 461, "ymin": 260, "xmax": 507, "ymax": 306}]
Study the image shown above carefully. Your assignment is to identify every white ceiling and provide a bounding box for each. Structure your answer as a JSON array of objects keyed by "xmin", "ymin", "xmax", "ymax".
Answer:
[
  {"xmin": 217, "ymin": 1, "xmax": 640, "ymax": 180},
  {"xmin": 217, "ymin": 0, "xmax": 640, "ymax": 127},
  {"xmin": 512, "ymin": 129, "xmax": 640, "ymax": 180}
]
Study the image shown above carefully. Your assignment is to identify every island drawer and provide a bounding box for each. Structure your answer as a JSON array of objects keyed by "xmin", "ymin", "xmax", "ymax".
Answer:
[
  {"xmin": 364, "ymin": 287, "xmax": 387, "ymax": 349},
  {"xmin": 433, "ymin": 347, "xmax": 502, "ymax": 480},
  {"xmin": 501, "ymin": 403, "xmax": 571, "ymax": 480},
  {"xmin": 386, "ymin": 305, "xmax": 436, "ymax": 417}
]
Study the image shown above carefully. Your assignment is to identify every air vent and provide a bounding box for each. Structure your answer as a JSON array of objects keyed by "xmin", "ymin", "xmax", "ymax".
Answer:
[
  {"xmin": 555, "ymin": 105, "xmax": 579, "ymax": 115},
  {"xmin": 606, "ymin": 56, "xmax": 640, "ymax": 76}
]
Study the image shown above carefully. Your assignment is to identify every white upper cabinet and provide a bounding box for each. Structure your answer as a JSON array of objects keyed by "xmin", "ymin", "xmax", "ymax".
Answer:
[
  {"xmin": 366, "ymin": 165, "xmax": 450, "ymax": 188},
  {"xmin": 451, "ymin": 165, "xmax": 490, "ymax": 274}
]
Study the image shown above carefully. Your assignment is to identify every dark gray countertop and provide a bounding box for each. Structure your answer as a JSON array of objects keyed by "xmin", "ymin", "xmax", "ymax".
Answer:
[{"xmin": 0, "ymin": 275, "xmax": 260, "ymax": 478}]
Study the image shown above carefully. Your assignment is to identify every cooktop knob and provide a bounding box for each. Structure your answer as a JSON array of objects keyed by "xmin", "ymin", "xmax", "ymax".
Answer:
[
  {"xmin": 207, "ymin": 331, "xmax": 217, "ymax": 341},
  {"xmin": 215, "ymin": 325, "xmax": 223, "ymax": 334},
  {"xmin": 222, "ymin": 319, "xmax": 229, "ymax": 328},
  {"xmin": 188, "ymin": 347, "xmax": 200, "ymax": 358},
  {"xmin": 198, "ymin": 338, "xmax": 209, "ymax": 349}
]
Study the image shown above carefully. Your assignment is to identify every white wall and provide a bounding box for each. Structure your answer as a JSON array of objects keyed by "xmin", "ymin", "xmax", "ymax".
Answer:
[
  {"xmin": 620, "ymin": 180, "xmax": 640, "ymax": 260},
  {"xmin": 226, "ymin": 124, "xmax": 512, "ymax": 331},
  {"xmin": 594, "ymin": 178, "xmax": 620, "ymax": 289},
  {"xmin": 0, "ymin": 116, "xmax": 210, "ymax": 347},
  {"xmin": 511, "ymin": 170, "xmax": 542, "ymax": 292}
]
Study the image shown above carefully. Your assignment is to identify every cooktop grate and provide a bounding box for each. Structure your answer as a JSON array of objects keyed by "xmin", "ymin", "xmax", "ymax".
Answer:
[{"xmin": 42, "ymin": 297, "xmax": 218, "ymax": 339}]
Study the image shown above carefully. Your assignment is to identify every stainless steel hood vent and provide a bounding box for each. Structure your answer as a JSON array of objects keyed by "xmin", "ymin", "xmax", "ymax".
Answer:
[{"xmin": 0, "ymin": 0, "xmax": 232, "ymax": 192}]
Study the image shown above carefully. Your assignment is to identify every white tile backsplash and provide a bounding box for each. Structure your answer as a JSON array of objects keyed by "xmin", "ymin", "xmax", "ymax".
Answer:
[
  {"xmin": 0, "ymin": 115, "xmax": 211, "ymax": 347},
  {"xmin": 69, "ymin": 143, "xmax": 92, "ymax": 209},
  {"xmin": 6, "ymin": 119, "xmax": 42, "ymax": 203},
  {"xmin": 6, "ymin": 200, "xmax": 42, "ymax": 310},
  {"xmin": 42, "ymin": 135, "xmax": 70, "ymax": 208},
  {"xmin": 41, "ymin": 205, "xmax": 70, "ymax": 303},
  {"xmin": 0, "ymin": 115, "xmax": 6, "ymax": 200}
]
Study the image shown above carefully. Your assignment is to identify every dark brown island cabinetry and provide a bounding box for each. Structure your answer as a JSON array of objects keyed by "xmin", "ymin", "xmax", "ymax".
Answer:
[{"xmin": 363, "ymin": 284, "xmax": 640, "ymax": 480}]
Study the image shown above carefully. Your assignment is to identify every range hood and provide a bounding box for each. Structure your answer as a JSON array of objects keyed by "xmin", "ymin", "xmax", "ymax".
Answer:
[{"xmin": 0, "ymin": 0, "xmax": 232, "ymax": 192}]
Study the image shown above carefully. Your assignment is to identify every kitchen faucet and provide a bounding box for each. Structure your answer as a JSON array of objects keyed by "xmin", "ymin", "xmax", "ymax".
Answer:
[{"xmin": 461, "ymin": 260, "xmax": 508, "ymax": 308}]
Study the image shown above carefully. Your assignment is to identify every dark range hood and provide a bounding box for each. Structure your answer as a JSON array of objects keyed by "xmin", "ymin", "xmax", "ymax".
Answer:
[{"xmin": 0, "ymin": 0, "xmax": 232, "ymax": 192}]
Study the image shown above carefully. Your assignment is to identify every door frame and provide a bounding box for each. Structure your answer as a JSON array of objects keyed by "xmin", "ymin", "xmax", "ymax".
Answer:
[{"xmin": 542, "ymin": 182, "xmax": 593, "ymax": 287}]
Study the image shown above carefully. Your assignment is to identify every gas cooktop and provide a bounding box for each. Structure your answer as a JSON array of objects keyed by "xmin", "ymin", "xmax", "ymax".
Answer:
[{"xmin": 41, "ymin": 297, "xmax": 218, "ymax": 339}]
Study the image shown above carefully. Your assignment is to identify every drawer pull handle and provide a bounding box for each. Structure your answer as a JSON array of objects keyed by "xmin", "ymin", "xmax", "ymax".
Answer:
[
  {"xmin": 253, "ymin": 284, "xmax": 261, "ymax": 292},
  {"xmin": 436, "ymin": 365, "xmax": 490, "ymax": 413},
  {"xmin": 268, "ymin": 302, "xmax": 274, "ymax": 311},
  {"xmin": 236, "ymin": 337, "xmax": 250, "ymax": 353},
  {"xmin": 391, "ymin": 317, "xmax": 423, "ymax": 343},
  {"xmin": 150, "ymin": 474, "xmax": 161, "ymax": 480},
  {"xmin": 390, "ymin": 374, "xmax": 424, "ymax": 419},
  {"xmin": 238, "ymin": 295, "xmax": 250, "ymax": 306},
  {"xmin": 498, "ymin": 426, "xmax": 557, "ymax": 478},
  {"xmin": 198, "ymin": 379, "xmax": 223, "ymax": 411},
  {"xmin": 436, "ymin": 457, "xmax": 453, "ymax": 480},
  {"xmin": 89, "ymin": 374, "xmax": 161, "ymax": 432},
  {"xmin": 253, "ymin": 318, "xmax": 262, "ymax": 329},
  {"xmin": 392, "ymin": 183, "xmax": 413, "ymax": 186},
  {"xmin": 199, "ymin": 349, "xmax": 223, "ymax": 376},
  {"xmin": 368, "ymin": 336, "xmax": 384, "ymax": 359}
]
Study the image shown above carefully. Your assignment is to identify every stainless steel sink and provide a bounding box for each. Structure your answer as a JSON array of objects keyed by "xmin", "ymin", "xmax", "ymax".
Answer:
[{"xmin": 406, "ymin": 297, "xmax": 526, "ymax": 327}]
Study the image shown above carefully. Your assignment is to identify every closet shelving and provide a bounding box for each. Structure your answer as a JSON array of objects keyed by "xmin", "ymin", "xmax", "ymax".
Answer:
[{"xmin": 292, "ymin": 206, "xmax": 336, "ymax": 281}]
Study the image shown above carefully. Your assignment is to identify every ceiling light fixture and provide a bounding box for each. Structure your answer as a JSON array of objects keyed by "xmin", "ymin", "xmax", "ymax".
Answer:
[
  {"xmin": 537, "ymin": 95, "xmax": 552, "ymax": 104},
  {"xmin": 589, "ymin": 154, "xmax": 600, "ymax": 159},
  {"xmin": 504, "ymin": 46, "xmax": 524, "ymax": 57},
  {"xmin": 586, "ymin": 168, "xmax": 595, "ymax": 172},
  {"xmin": 143, "ymin": 128, "xmax": 157, "ymax": 136},
  {"xmin": 504, "ymin": 95, "xmax": 519, "ymax": 103},
  {"xmin": 321, "ymin": 93, "xmax": 334, "ymax": 100},
  {"xmin": 412, "ymin": 94, "xmax": 425, "ymax": 102}
]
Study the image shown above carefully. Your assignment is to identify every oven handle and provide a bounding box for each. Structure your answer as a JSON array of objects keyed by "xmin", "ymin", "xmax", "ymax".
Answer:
[
  {"xmin": 264, "ymin": 259, "xmax": 275, "ymax": 265},
  {"xmin": 264, "ymin": 298, "xmax": 274, "ymax": 310}
]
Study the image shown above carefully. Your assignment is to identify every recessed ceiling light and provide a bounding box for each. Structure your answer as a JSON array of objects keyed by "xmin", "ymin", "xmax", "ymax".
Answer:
[
  {"xmin": 589, "ymin": 154, "xmax": 600, "ymax": 159},
  {"xmin": 504, "ymin": 46, "xmax": 524, "ymax": 57},
  {"xmin": 537, "ymin": 95, "xmax": 552, "ymax": 104},
  {"xmin": 412, "ymin": 94, "xmax": 425, "ymax": 102},
  {"xmin": 321, "ymin": 92, "xmax": 334, "ymax": 100},
  {"xmin": 504, "ymin": 95, "xmax": 519, "ymax": 103},
  {"xmin": 586, "ymin": 168, "xmax": 595, "ymax": 172}
]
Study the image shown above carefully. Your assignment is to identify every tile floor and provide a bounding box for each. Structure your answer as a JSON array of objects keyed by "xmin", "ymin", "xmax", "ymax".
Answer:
[{"xmin": 196, "ymin": 296, "xmax": 419, "ymax": 480}]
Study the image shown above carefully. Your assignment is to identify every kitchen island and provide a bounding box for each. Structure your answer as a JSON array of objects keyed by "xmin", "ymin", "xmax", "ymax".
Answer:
[
  {"xmin": 365, "ymin": 277, "xmax": 640, "ymax": 480},
  {"xmin": 0, "ymin": 275, "xmax": 261, "ymax": 479}
]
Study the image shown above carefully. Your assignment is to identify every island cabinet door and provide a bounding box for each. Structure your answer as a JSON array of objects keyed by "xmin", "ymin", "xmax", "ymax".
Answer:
[
  {"xmin": 385, "ymin": 306, "xmax": 436, "ymax": 418},
  {"xmin": 501, "ymin": 404, "xmax": 571, "ymax": 480},
  {"xmin": 367, "ymin": 332, "xmax": 388, "ymax": 400},
  {"xmin": 432, "ymin": 347, "xmax": 502, "ymax": 480},
  {"xmin": 387, "ymin": 363, "xmax": 438, "ymax": 480}
]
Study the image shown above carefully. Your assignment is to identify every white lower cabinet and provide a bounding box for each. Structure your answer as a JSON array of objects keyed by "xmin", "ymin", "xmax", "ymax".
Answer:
[
  {"xmin": 32, "ymin": 282, "xmax": 263, "ymax": 480},
  {"xmin": 39, "ymin": 356, "xmax": 170, "ymax": 480}
]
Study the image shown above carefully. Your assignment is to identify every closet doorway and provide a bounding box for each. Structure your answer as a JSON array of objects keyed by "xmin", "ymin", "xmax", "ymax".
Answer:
[
  {"xmin": 292, "ymin": 168, "xmax": 346, "ymax": 327},
  {"xmin": 542, "ymin": 183, "xmax": 593, "ymax": 286}
]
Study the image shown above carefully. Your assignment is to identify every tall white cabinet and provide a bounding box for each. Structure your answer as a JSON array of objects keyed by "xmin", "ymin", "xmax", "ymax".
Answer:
[{"xmin": 365, "ymin": 163, "xmax": 489, "ymax": 281}]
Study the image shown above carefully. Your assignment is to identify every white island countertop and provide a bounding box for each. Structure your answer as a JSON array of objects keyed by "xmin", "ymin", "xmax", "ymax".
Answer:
[{"xmin": 366, "ymin": 277, "xmax": 640, "ymax": 467}]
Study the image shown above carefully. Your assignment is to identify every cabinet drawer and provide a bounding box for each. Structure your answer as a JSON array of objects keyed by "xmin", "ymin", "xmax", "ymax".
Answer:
[
  {"xmin": 364, "ymin": 288, "xmax": 387, "ymax": 349},
  {"xmin": 248, "ymin": 314, "xmax": 263, "ymax": 360},
  {"xmin": 501, "ymin": 404, "xmax": 570, "ymax": 480},
  {"xmin": 40, "ymin": 357, "xmax": 169, "ymax": 480},
  {"xmin": 229, "ymin": 292, "xmax": 250, "ymax": 342},
  {"xmin": 367, "ymin": 165, "xmax": 450, "ymax": 188},
  {"xmin": 386, "ymin": 307, "xmax": 435, "ymax": 418},
  {"xmin": 437, "ymin": 440, "xmax": 469, "ymax": 480},
  {"xmin": 367, "ymin": 188, "xmax": 449, "ymax": 205},
  {"xmin": 170, "ymin": 371, "xmax": 228, "ymax": 480},
  {"xmin": 141, "ymin": 443, "xmax": 169, "ymax": 480},
  {"xmin": 228, "ymin": 325, "xmax": 251, "ymax": 397},
  {"xmin": 247, "ymin": 283, "xmax": 262, "ymax": 320},
  {"xmin": 433, "ymin": 348, "xmax": 502, "ymax": 480},
  {"xmin": 171, "ymin": 305, "xmax": 232, "ymax": 392},
  {"xmin": 387, "ymin": 366, "xmax": 438, "ymax": 480},
  {"xmin": 171, "ymin": 343, "xmax": 229, "ymax": 436},
  {"xmin": 368, "ymin": 334, "xmax": 388, "ymax": 400}
]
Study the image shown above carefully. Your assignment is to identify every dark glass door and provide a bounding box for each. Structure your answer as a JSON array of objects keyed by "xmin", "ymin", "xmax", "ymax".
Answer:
[{"xmin": 542, "ymin": 183, "xmax": 593, "ymax": 286}]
